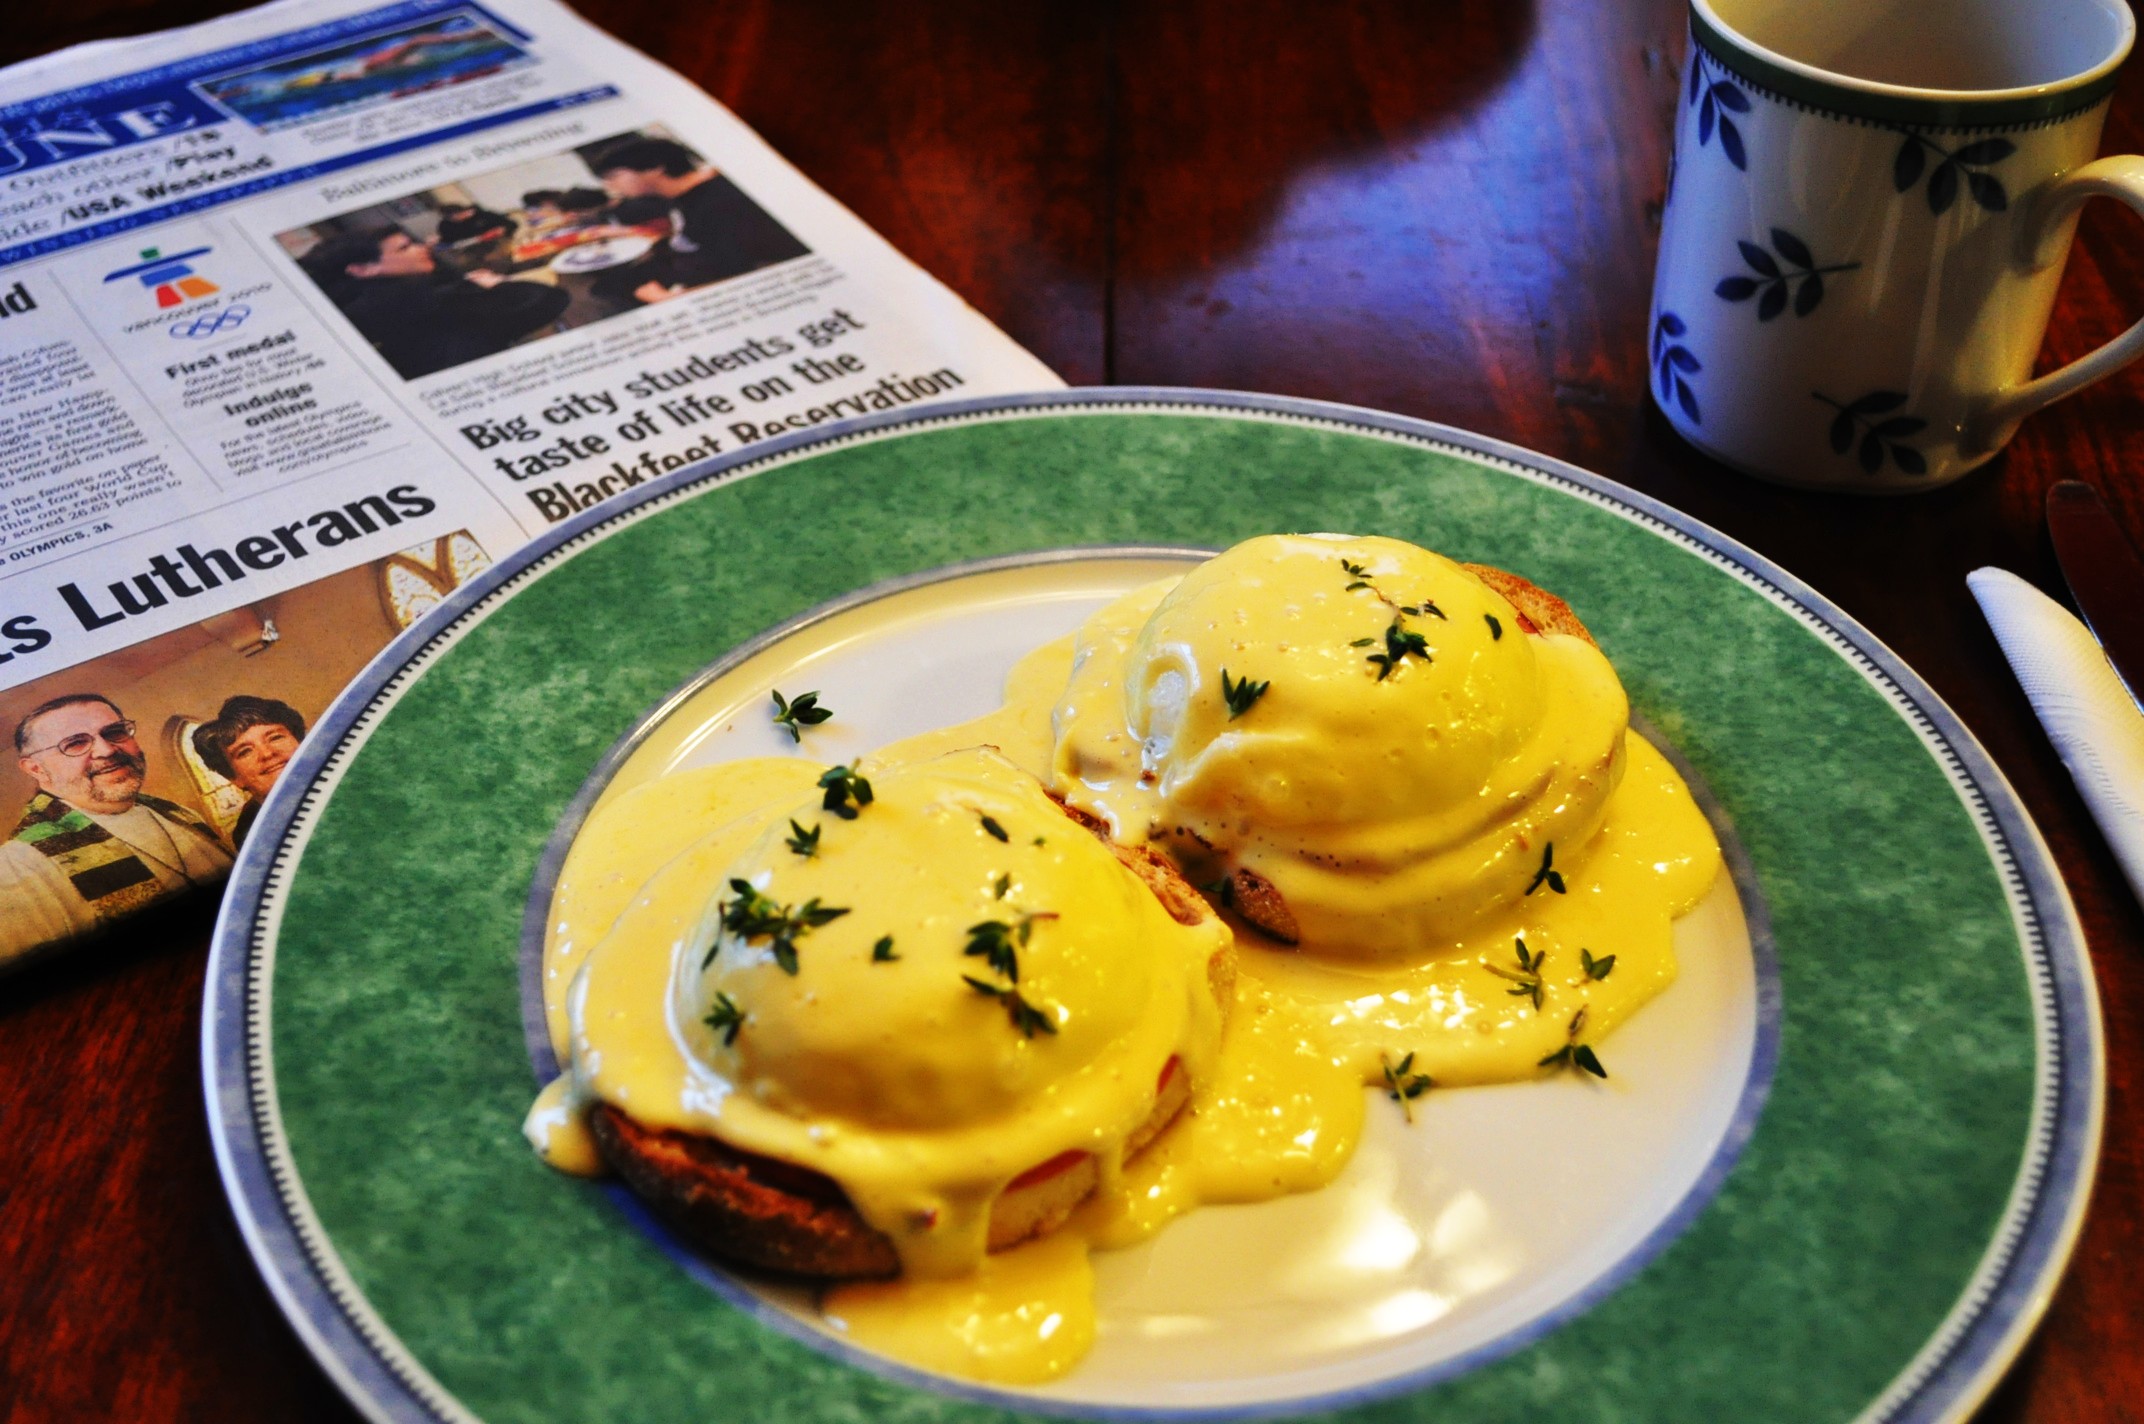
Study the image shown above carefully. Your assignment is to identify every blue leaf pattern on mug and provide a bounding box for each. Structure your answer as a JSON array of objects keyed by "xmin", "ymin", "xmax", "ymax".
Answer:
[
  {"xmin": 1653, "ymin": 312, "xmax": 1703, "ymax": 424},
  {"xmin": 1715, "ymin": 228, "xmax": 1860, "ymax": 320},
  {"xmin": 1813, "ymin": 391, "xmax": 1928, "ymax": 475},
  {"xmin": 1891, "ymin": 132, "xmax": 2015, "ymax": 215},
  {"xmin": 1690, "ymin": 49, "xmax": 1751, "ymax": 172},
  {"xmin": 1718, "ymin": 113, "xmax": 1747, "ymax": 170}
]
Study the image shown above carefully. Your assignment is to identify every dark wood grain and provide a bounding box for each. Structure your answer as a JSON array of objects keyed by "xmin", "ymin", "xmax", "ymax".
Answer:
[{"xmin": 1, "ymin": 2, "xmax": 2139, "ymax": 1421}]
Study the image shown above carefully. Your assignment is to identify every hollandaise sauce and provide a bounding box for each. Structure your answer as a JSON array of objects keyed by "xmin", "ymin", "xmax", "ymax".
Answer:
[{"xmin": 527, "ymin": 535, "xmax": 1722, "ymax": 1388}]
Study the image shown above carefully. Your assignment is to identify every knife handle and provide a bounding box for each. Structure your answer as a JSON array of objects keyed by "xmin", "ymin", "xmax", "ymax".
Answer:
[{"xmin": 1970, "ymin": 154, "xmax": 2144, "ymax": 452}]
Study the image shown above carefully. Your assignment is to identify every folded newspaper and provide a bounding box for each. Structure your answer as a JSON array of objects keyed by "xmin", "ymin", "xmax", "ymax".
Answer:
[{"xmin": 0, "ymin": 0, "xmax": 1060, "ymax": 968}]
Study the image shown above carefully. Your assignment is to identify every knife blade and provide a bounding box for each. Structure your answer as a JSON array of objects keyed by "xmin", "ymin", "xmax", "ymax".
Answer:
[{"xmin": 2047, "ymin": 480, "xmax": 2144, "ymax": 713}]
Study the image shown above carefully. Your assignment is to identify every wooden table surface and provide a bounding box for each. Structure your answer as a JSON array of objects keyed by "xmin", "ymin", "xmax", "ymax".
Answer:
[{"xmin": 3, "ymin": 2, "xmax": 2139, "ymax": 1420}]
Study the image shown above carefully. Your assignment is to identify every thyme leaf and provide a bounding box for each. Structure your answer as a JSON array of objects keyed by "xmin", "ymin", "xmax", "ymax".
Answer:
[
  {"xmin": 1484, "ymin": 936, "xmax": 1545, "ymax": 1009},
  {"xmin": 872, "ymin": 935, "xmax": 899, "ymax": 962},
  {"xmin": 1381, "ymin": 1050, "xmax": 1434, "ymax": 1121},
  {"xmin": 769, "ymin": 688, "xmax": 832, "ymax": 743},
  {"xmin": 712, "ymin": 877, "xmax": 849, "ymax": 976},
  {"xmin": 1581, "ymin": 947, "xmax": 1616, "ymax": 981},
  {"xmin": 978, "ymin": 813, "xmax": 1010, "ymax": 843},
  {"xmin": 711, "ymin": 879, "xmax": 782, "ymax": 957},
  {"xmin": 962, "ymin": 976, "xmax": 1059, "ymax": 1037},
  {"xmin": 1538, "ymin": 1006, "xmax": 1608, "ymax": 1077},
  {"xmin": 1220, "ymin": 668, "xmax": 1270, "ymax": 719},
  {"xmin": 965, "ymin": 904, "xmax": 1058, "ymax": 990},
  {"xmin": 703, "ymin": 991, "xmax": 745, "ymax": 1045},
  {"xmin": 1366, "ymin": 617, "xmax": 1432, "ymax": 681},
  {"xmin": 818, "ymin": 764, "xmax": 874, "ymax": 820},
  {"xmin": 1526, "ymin": 842, "xmax": 1566, "ymax": 895},
  {"xmin": 784, "ymin": 819, "xmax": 821, "ymax": 858},
  {"xmin": 964, "ymin": 919, "xmax": 1022, "ymax": 981}
]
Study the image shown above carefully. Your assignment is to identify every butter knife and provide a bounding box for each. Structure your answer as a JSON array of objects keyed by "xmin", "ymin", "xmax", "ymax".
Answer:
[{"xmin": 2047, "ymin": 480, "xmax": 2144, "ymax": 713}]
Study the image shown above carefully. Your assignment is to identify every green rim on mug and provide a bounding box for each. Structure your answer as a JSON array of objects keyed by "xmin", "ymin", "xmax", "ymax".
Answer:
[
  {"xmin": 204, "ymin": 391, "xmax": 2099, "ymax": 1424},
  {"xmin": 1688, "ymin": 0, "xmax": 2132, "ymax": 128}
]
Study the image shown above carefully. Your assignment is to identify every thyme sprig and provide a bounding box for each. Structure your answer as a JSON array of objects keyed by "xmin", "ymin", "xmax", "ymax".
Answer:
[
  {"xmin": 1538, "ymin": 1006, "xmax": 1608, "ymax": 1078},
  {"xmin": 1220, "ymin": 668, "xmax": 1270, "ymax": 719},
  {"xmin": 1342, "ymin": 556, "xmax": 1445, "ymax": 634},
  {"xmin": 1484, "ymin": 936, "xmax": 1547, "ymax": 1010},
  {"xmin": 1526, "ymin": 843, "xmax": 1567, "ymax": 895},
  {"xmin": 708, "ymin": 877, "xmax": 850, "ymax": 975},
  {"xmin": 703, "ymin": 990, "xmax": 745, "ymax": 1045},
  {"xmin": 1381, "ymin": 1050, "xmax": 1434, "ymax": 1121},
  {"xmin": 784, "ymin": 819, "xmax": 820, "ymax": 858},
  {"xmin": 963, "ymin": 904, "xmax": 1063, "ymax": 1036},
  {"xmin": 963, "ymin": 976, "xmax": 1059, "ymax": 1037},
  {"xmin": 963, "ymin": 910, "xmax": 1057, "ymax": 982},
  {"xmin": 818, "ymin": 764, "xmax": 874, "ymax": 820},
  {"xmin": 709, "ymin": 880, "xmax": 783, "ymax": 959},
  {"xmin": 1365, "ymin": 617, "xmax": 1432, "ymax": 681},
  {"xmin": 769, "ymin": 688, "xmax": 832, "ymax": 743}
]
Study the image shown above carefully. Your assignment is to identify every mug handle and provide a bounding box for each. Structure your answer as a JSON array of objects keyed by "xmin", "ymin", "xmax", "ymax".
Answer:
[{"xmin": 1970, "ymin": 153, "xmax": 2144, "ymax": 452}]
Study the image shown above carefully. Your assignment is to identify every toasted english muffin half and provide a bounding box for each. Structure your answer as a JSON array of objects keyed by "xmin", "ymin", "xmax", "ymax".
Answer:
[
  {"xmin": 589, "ymin": 806, "xmax": 1234, "ymax": 1280},
  {"xmin": 1460, "ymin": 561, "xmax": 1595, "ymax": 645}
]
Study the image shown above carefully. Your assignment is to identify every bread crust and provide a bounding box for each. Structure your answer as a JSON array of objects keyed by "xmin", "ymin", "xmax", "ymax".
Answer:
[
  {"xmin": 1227, "ymin": 867, "xmax": 1301, "ymax": 945},
  {"xmin": 590, "ymin": 804, "xmax": 1231, "ymax": 1280},
  {"xmin": 591, "ymin": 1103, "xmax": 906, "ymax": 1278},
  {"xmin": 1460, "ymin": 561, "xmax": 1595, "ymax": 645}
]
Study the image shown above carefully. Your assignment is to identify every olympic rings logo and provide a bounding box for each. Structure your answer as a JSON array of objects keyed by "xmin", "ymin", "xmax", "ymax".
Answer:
[{"xmin": 169, "ymin": 304, "xmax": 252, "ymax": 339}]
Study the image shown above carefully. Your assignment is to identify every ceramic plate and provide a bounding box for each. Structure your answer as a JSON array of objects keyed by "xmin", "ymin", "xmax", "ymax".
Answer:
[
  {"xmin": 547, "ymin": 234, "xmax": 655, "ymax": 273},
  {"xmin": 205, "ymin": 389, "xmax": 2100, "ymax": 1424}
]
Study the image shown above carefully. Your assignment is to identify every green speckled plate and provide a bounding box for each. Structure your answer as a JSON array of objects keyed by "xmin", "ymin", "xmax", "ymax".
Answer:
[{"xmin": 205, "ymin": 389, "xmax": 2100, "ymax": 1424}]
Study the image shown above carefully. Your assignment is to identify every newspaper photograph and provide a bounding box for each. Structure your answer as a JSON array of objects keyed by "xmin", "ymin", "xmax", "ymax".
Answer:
[{"xmin": 0, "ymin": 0, "xmax": 1060, "ymax": 966}]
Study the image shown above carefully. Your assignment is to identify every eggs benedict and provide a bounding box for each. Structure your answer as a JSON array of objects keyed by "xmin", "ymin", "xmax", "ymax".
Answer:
[
  {"xmin": 529, "ymin": 746, "xmax": 1233, "ymax": 1284},
  {"xmin": 1047, "ymin": 533, "xmax": 1721, "ymax": 1083},
  {"xmin": 1053, "ymin": 534, "xmax": 1626, "ymax": 954}
]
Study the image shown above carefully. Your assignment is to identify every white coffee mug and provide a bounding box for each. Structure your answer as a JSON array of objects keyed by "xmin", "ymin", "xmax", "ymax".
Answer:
[{"xmin": 1650, "ymin": 0, "xmax": 2144, "ymax": 491}]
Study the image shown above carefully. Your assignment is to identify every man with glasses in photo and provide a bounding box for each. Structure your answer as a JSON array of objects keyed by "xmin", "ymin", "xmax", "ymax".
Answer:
[{"xmin": 1, "ymin": 693, "xmax": 231, "ymax": 963}]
